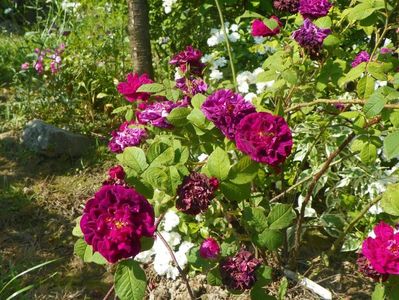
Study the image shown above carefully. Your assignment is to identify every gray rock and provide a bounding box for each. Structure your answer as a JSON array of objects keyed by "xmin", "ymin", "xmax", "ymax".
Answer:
[{"xmin": 22, "ymin": 119, "xmax": 94, "ymax": 157}]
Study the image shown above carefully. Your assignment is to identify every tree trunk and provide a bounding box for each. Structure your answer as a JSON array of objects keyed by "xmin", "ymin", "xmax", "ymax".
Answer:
[{"xmin": 126, "ymin": 0, "xmax": 154, "ymax": 78}]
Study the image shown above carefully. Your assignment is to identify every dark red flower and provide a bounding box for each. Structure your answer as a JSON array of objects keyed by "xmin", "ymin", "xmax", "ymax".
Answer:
[
  {"xmin": 169, "ymin": 46, "xmax": 205, "ymax": 76},
  {"xmin": 176, "ymin": 172, "xmax": 218, "ymax": 215},
  {"xmin": 273, "ymin": 0, "xmax": 299, "ymax": 13},
  {"xmin": 103, "ymin": 165, "xmax": 126, "ymax": 186}
]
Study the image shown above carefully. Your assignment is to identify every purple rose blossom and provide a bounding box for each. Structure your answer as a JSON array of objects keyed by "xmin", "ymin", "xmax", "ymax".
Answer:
[
  {"xmin": 220, "ymin": 249, "xmax": 262, "ymax": 290},
  {"xmin": 380, "ymin": 48, "xmax": 392, "ymax": 55},
  {"xmin": 251, "ymin": 16, "xmax": 282, "ymax": 37},
  {"xmin": 117, "ymin": 73, "xmax": 153, "ymax": 102},
  {"xmin": 357, "ymin": 253, "xmax": 389, "ymax": 282},
  {"xmin": 292, "ymin": 19, "xmax": 331, "ymax": 58},
  {"xmin": 351, "ymin": 51, "xmax": 370, "ymax": 67},
  {"xmin": 273, "ymin": 0, "xmax": 299, "ymax": 12},
  {"xmin": 361, "ymin": 222, "xmax": 399, "ymax": 275},
  {"xmin": 201, "ymin": 89, "xmax": 256, "ymax": 140},
  {"xmin": 176, "ymin": 172, "xmax": 219, "ymax": 215},
  {"xmin": 108, "ymin": 121, "xmax": 147, "ymax": 153},
  {"xmin": 175, "ymin": 77, "xmax": 208, "ymax": 96},
  {"xmin": 199, "ymin": 238, "xmax": 220, "ymax": 259},
  {"xmin": 235, "ymin": 112, "xmax": 293, "ymax": 166},
  {"xmin": 103, "ymin": 165, "xmax": 126, "ymax": 186},
  {"xmin": 169, "ymin": 46, "xmax": 205, "ymax": 76},
  {"xmin": 299, "ymin": 0, "xmax": 332, "ymax": 19},
  {"xmin": 80, "ymin": 184, "xmax": 156, "ymax": 263},
  {"xmin": 137, "ymin": 100, "xmax": 184, "ymax": 128}
]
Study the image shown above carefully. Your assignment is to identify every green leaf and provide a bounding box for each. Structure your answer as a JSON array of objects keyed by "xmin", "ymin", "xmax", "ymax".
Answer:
[
  {"xmin": 364, "ymin": 91, "xmax": 387, "ymax": 118},
  {"xmin": 149, "ymin": 147, "xmax": 175, "ymax": 167},
  {"xmin": 357, "ymin": 76, "xmax": 375, "ymax": 99},
  {"xmin": 381, "ymin": 183, "xmax": 399, "ymax": 216},
  {"xmin": 187, "ymin": 108, "xmax": 207, "ymax": 129},
  {"xmin": 207, "ymin": 147, "xmax": 230, "ymax": 180},
  {"xmin": 207, "ymin": 267, "xmax": 222, "ymax": 286},
  {"xmin": 235, "ymin": 10, "xmax": 264, "ymax": 23},
  {"xmin": 126, "ymin": 177, "xmax": 154, "ymax": 199},
  {"xmin": 142, "ymin": 167, "xmax": 169, "ymax": 192},
  {"xmin": 74, "ymin": 239, "xmax": 107, "ymax": 265},
  {"xmin": 220, "ymin": 181, "xmax": 251, "ymax": 201},
  {"xmin": 384, "ymin": 131, "xmax": 399, "ymax": 160},
  {"xmin": 167, "ymin": 107, "xmax": 191, "ymax": 127},
  {"xmin": 250, "ymin": 286, "xmax": 276, "ymax": 300},
  {"xmin": 360, "ymin": 142, "xmax": 377, "ymax": 164},
  {"xmin": 278, "ymin": 277, "xmax": 288, "ymax": 300},
  {"xmin": 96, "ymin": 92, "xmax": 108, "ymax": 99},
  {"xmin": 115, "ymin": 260, "xmax": 147, "ymax": 300},
  {"xmin": 282, "ymin": 69, "xmax": 297, "ymax": 85},
  {"xmin": 72, "ymin": 217, "xmax": 83, "ymax": 237},
  {"xmin": 341, "ymin": 63, "xmax": 366, "ymax": 85},
  {"xmin": 254, "ymin": 229, "xmax": 284, "ymax": 250},
  {"xmin": 136, "ymin": 83, "xmax": 164, "ymax": 93},
  {"xmin": 389, "ymin": 111, "xmax": 399, "ymax": 128},
  {"xmin": 229, "ymin": 156, "xmax": 258, "ymax": 184},
  {"xmin": 323, "ymin": 34, "xmax": 340, "ymax": 47},
  {"xmin": 191, "ymin": 94, "xmax": 207, "ymax": 109},
  {"xmin": 254, "ymin": 265, "xmax": 273, "ymax": 287},
  {"xmin": 243, "ymin": 207, "xmax": 268, "ymax": 233},
  {"xmin": 313, "ymin": 16, "xmax": 331, "ymax": 28},
  {"xmin": 267, "ymin": 204, "xmax": 296, "ymax": 230},
  {"xmin": 264, "ymin": 18, "xmax": 278, "ymax": 30},
  {"xmin": 372, "ymin": 283, "xmax": 385, "ymax": 300},
  {"xmin": 140, "ymin": 236, "xmax": 155, "ymax": 252},
  {"xmin": 166, "ymin": 166, "xmax": 182, "ymax": 195},
  {"xmin": 117, "ymin": 147, "xmax": 148, "ymax": 175},
  {"xmin": 347, "ymin": 3, "xmax": 377, "ymax": 22},
  {"xmin": 368, "ymin": 62, "xmax": 387, "ymax": 81}
]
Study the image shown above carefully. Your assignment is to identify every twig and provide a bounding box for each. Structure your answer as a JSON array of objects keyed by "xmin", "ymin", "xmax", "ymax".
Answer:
[
  {"xmin": 154, "ymin": 212, "xmax": 165, "ymax": 230},
  {"xmin": 289, "ymin": 116, "xmax": 381, "ymax": 268},
  {"xmin": 102, "ymin": 285, "xmax": 114, "ymax": 300},
  {"xmin": 156, "ymin": 232, "xmax": 195, "ymax": 300},
  {"xmin": 285, "ymin": 99, "xmax": 399, "ymax": 114},
  {"xmin": 214, "ymin": 0, "xmax": 237, "ymax": 91},
  {"xmin": 329, "ymin": 195, "xmax": 382, "ymax": 254}
]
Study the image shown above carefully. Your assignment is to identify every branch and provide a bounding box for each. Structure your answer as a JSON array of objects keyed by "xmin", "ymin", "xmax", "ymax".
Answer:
[
  {"xmin": 285, "ymin": 99, "xmax": 399, "ymax": 114},
  {"xmin": 288, "ymin": 116, "xmax": 381, "ymax": 268},
  {"xmin": 102, "ymin": 285, "xmax": 114, "ymax": 300},
  {"xmin": 155, "ymin": 232, "xmax": 195, "ymax": 300},
  {"xmin": 329, "ymin": 195, "xmax": 382, "ymax": 254}
]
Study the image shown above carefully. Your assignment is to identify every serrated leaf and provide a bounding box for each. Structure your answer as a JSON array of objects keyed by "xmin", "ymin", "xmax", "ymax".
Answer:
[
  {"xmin": 187, "ymin": 108, "xmax": 207, "ymax": 129},
  {"xmin": 357, "ymin": 76, "xmax": 375, "ymax": 99},
  {"xmin": 267, "ymin": 204, "xmax": 296, "ymax": 230},
  {"xmin": 360, "ymin": 142, "xmax": 377, "ymax": 164},
  {"xmin": 254, "ymin": 229, "xmax": 284, "ymax": 250},
  {"xmin": 384, "ymin": 131, "xmax": 399, "ymax": 160},
  {"xmin": 347, "ymin": 3, "xmax": 377, "ymax": 22},
  {"xmin": 243, "ymin": 207, "xmax": 268, "ymax": 233},
  {"xmin": 229, "ymin": 156, "xmax": 258, "ymax": 184},
  {"xmin": 364, "ymin": 91, "xmax": 387, "ymax": 117},
  {"xmin": 115, "ymin": 260, "xmax": 147, "ymax": 300},
  {"xmin": 207, "ymin": 267, "xmax": 222, "ymax": 286},
  {"xmin": 142, "ymin": 167, "xmax": 169, "ymax": 192},
  {"xmin": 381, "ymin": 184, "xmax": 399, "ymax": 216},
  {"xmin": 167, "ymin": 107, "xmax": 190, "ymax": 127},
  {"xmin": 117, "ymin": 147, "xmax": 148, "ymax": 174},
  {"xmin": 136, "ymin": 83, "xmax": 164, "ymax": 93},
  {"xmin": 207, "ymin": 147, "xmax": 230, "ymax": 180},
  {"xmin": 341, "ymin": 63, "xmax": 366, "ymax": 85},
  {"xmin": 149, "ymin": 147, "xmax": 175, "ymax": 167},
  {"xmin": 220, "ymin": 181, "xmax": 251, "ymax": 201}
]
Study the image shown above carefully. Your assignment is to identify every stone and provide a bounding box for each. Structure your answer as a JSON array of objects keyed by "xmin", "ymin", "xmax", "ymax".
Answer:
[{"xmin": 22, "ymin": 119, "xmax": 94, "ymax": 157}]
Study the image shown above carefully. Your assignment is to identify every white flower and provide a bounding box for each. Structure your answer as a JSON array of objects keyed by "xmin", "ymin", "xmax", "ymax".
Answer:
[
  {"xmin": 163, "ymin": 211, "xmax": 180, "ymax": 232},
  {"xmin": 252, "ymin": 67, "xmax": 264, "ymax": 77},
  {"xmin": 201, "ymin": 54, "xmax": 213, "ymax": 64},
  {"xmin": 214, "ymin": 57, "xmax": 228, "ymax": 69},
  {"xmin": 134, "ymin": 249, "xmax": 155, "ymax": 264},
  {"xmin": 162, "ymin": 0, "xmax": 177, "ymax": 14},
  {"xmin": 178, "ymin": 241, "xmax": 194, "ymax": 254},
  {"xmin": 256, "ymin": 80, "xmax": 274, "ymax": 94},
  {"xmin": 383, "ymin": 38, "xmax": 392, "ymax": 47},
  {"xmin": 230, "ymin": 24, "xmax": 239, "ymax": 32},
  {"xmin": 174, "ymin": 68, "xmax": 183, "ymax": 80},
  {"xmin": 296, "ymin": 195, "xmax": 317, "ymax": 217},
  {"xmin": 244, "ymin": 93, "xmax": 257, "ymax": 102},
  {"xmin": 254, "ymin": 37, "xmax": 266, "ymax": 44},
  {"xmin": 375, "ymin": 80, "xmax": 387, "ymax": 89},
  {"xmin": 210, "ymin": 69, "xmax": 223, "ymax": 81},
  {"xmin": 237, "ymin": 71, "xmax": 254, "ymax": 93},
  {"xmin": 198, "ymin": 153, "xmax": 208, "ymax": 162},
  {"xmin": 229, "ymin": 32, "xmax": 240, "ymax": 42}
]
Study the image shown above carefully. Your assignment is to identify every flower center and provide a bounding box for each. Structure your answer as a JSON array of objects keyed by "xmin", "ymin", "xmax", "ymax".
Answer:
[
  {"xmin": 259, "ymin": 131, "xmax": 274, "ymax": 138},
  {"xmin": 114, "ymin": 220, "xmax": 128, "ymax": 230},
  {"xmin": 388, "ymin": 240, "xmax": 399, "ymax": 255}
]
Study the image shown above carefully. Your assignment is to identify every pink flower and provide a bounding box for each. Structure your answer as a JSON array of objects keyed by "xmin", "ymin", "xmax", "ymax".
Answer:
[
  {"xmin": 169, "ymin": 46, "xmax": 205, "ymax": 76},
  {"xmin": 299, "ymin": 0, "xmax": 332, "ymax": 19},
  {"xmin": 103, "ymin": 165, "xmax": 126, "ymax": 186},
  {"xmin": 108, "ymin": 121, "xmax": 147, "ymax": 153},
  {"xmin": 357, "ymin": 253, "xmax": 389, "ymax": 282},
  {"xmin": 34, "ymin": 61, "xmax": 44, "ymax": 74},
  {"xmin": 199, "ymin": 238, "xmax": 220, "ymax": 259},
  {"xmin": 251, "ymin": 16, "xmax": 282, "ymax": 37},
  {"xmin": 21, "ymin": 62, "xmax": 30, "ymax": 70},
  {"xmin": 235, "ymin": 112, "xmax": 293, "ymax": 166},
  {"xmin": 117, "ymin": 73, "xmax": 153, "ymax": 102},
  {"xmin": 351, "ymin": 51, "xmax": 370, "ymax": 67},
  {"xmin": 361, "ymin": 222, "xmax": 399, "ymax": 275},
  {"xmin": 80, "ymin": 185, "xmax": 155, "ymax": 263}
]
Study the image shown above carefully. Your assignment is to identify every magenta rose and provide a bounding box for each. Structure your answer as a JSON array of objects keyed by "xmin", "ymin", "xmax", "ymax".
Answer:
[
  {"xmin": 137, "ymin": 100, "xmax": 186, "ymax": 128},
  {"xmin": 169, "ymin": 46, "xmax": 205, "ymax": 76},
  {"xmin": 80, "ymin": 185, "xmax": 156, "ymax": 263},
  {"xmin": 103, "ymin": 165, "xmax": 126, "ymax": 186},
  {"xmin": 199, "ymin": 238, "xmax": 221, "ymax": 259},
  {"xmin": 108, "ymin": 121, "xmax": 147, "ymax": 153},
  {"xmin": 361, "ymin": 222, "xmax": 399, "ymax": 275},
  {"xmin": 351, "ymin": 51, "xmax": 370, "ymax": 67},
  {"xmin": 251, "ymin": 16, "xmax": 282, "ymax": 37},
  {"xmin": 357, "ymin": 253, "xmax": 389, "ymax": 282},
  {"xmin": 235, "ymin": 112, "xmax": 293, "ymax": 166},
  {"xmin": 299, "ymin": 0, "xmax": 332, "ymax": 19},
  {"xmin": 117, "ymin": 72, "xmax": 153, "ymax": 102}
]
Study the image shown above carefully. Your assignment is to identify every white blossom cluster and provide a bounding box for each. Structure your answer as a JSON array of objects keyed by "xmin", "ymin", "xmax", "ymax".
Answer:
[
  {"xmin": 236, "ymin": 67, "xmax": 275, "ymax": 99},
  {"xmin": 134, "ymin": 210, "xmax": 194, "ymax": 279},
  {"xmin": 61, "ymin": 1, "xmax": 81, "ymax": 12},
  {"xmin": 207, "ymin": 23, "xmax": 240, "ymax": 47},
  {"xmin": 201, "ymin": 53, "xmax": 228, "ymax": 82},
  {"xmin": 162, "ymin": 0, "xmax": 178, "ymax": 14}
]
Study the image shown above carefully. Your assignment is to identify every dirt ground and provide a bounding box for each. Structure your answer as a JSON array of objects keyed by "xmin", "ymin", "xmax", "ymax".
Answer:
[{"xmin": 0, "ymin": 131, "xmax": 374, "ymax": 299}]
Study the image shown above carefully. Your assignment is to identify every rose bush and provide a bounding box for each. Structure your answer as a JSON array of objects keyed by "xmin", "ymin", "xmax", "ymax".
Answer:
[{"xmin": 72, "ymin": 0, "xmax": 399, "ymax": 299}]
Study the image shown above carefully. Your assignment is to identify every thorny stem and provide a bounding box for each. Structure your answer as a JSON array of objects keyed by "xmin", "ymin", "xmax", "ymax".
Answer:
[
  {"xmin": 285, "ymin": 99, "xmax": 399, "ymax": 113},
  {"xmin": 156, "ymin": 231, "xmax": 195, "ymax": 300},
  {"xmin": 102, "ymin": 285, "xmax": 114, "ymax": 300},
  {"xmin": 289, "ymin": 116, "xmax": 381, "ymax": 268},
  {"xmin": 214, "ymin": 0, "xmax": 238, "ymax": 91},
  {"xmin": 329, "ymin": 195, "xmax": 382, "ymax": 254}
]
